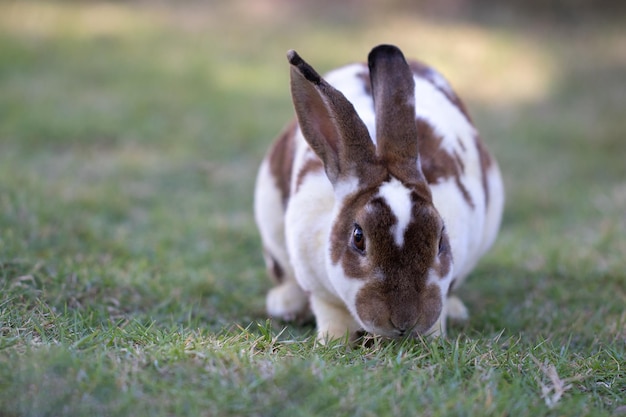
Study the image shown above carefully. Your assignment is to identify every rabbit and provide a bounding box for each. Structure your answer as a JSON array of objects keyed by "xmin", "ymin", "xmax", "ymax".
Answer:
[{"xmin": 254, "ymin": 44, "xmax": 504, "ymax": 343}]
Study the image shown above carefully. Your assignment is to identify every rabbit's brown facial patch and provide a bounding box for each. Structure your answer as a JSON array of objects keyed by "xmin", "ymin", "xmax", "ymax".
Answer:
[
  {"xmin": 331, "ymin": 178, "xmax": 443, "ymax": 277},
  {"xmin": 329, "ymin": 188, "xmax": 381, "ymax": 280},
  {"xmin": 329, "ymin": 176, "xmax": 450, "ymax": 336},
  {"xmin": 267, "ymin": 121, "xmax": 298, "ymax": 209}
]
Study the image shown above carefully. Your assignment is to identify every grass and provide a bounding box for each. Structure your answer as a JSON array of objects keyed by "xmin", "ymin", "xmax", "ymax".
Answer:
[{"xmin": 1, "ymin": 1, "xmax": 625, "ymax": 416}]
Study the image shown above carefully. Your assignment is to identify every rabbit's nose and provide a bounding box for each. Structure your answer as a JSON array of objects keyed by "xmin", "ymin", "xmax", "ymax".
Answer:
[
  {"xmin": 390, "ymin": 302, "xmax": 419, "ymax": 334},
  {"xmin": 390, "ymin": 316, "xmax": 417, "ymax": 336}
]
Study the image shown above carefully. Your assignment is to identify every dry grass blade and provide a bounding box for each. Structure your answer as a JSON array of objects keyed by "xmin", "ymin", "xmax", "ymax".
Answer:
[{"xmin": 531, "ymin": 355, "xmax": 589, "ymax": 409}]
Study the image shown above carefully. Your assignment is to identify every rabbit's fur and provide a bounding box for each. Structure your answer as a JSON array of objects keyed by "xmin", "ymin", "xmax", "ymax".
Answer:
[{"xmin": 254, "ymin": 45, "xmax": 504, "ymax": 342}]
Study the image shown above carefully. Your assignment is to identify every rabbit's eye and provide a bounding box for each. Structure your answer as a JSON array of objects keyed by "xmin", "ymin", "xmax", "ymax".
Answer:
[{"xmin": 352, "ymin": 225, "xmax": 366, "ymax": 252}]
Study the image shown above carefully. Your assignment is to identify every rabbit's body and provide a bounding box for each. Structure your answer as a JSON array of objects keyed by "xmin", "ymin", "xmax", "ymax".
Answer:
[{"xmin": 254, "ymin": 46, "xmax": 504, "ymax": 342}]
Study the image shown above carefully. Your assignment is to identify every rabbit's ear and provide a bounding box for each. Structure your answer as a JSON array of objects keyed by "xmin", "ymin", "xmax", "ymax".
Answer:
[
  {"xmin": 288, "ymin": 50, "xmax": 377, "ymax": 185},
  {"xmin": 368, "ymin": 45, "xmax": 425, "ymax": 184}
]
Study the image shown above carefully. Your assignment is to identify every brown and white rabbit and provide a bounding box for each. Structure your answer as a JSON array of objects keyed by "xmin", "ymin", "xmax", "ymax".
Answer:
[{"xmin": 254, "ymin": 44, "xmax": 504, "ymax": 342}]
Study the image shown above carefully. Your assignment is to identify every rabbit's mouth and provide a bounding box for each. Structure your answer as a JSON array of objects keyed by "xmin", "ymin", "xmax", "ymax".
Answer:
[{"xmin": 361, "ymin": 316, "xmax": 425, "ymax": 339}]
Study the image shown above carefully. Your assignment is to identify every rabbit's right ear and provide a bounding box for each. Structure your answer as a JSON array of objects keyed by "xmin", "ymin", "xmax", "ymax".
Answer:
[{"xmin": 288, "ymin": 50, "xmax": 377, "ymax": 186}]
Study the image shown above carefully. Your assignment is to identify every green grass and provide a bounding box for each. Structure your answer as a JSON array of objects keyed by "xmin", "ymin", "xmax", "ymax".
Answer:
[{"xmin": 1, "ymin": 1, "xmax": 625, "ymax": 416}]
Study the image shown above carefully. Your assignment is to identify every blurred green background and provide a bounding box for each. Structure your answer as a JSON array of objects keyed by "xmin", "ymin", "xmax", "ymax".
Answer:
[{"xmin": 0, "ymin": 1, "xmax": 625, "ymax": 416}]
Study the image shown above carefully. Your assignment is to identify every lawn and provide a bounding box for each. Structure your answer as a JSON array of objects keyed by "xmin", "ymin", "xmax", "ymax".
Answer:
[{"xmin": 0, "ymin": 1, "xmax": 625, "ymax": 416}]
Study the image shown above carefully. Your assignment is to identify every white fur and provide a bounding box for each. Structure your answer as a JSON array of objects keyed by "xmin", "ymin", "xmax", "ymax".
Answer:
[
  {"xmin": 446, "ymin": 295, "xmax": 469, "ymax": 321},
  {"xmin": 426, "ymin": 67, "xmax": 454, "ymax": 97},
  {"xmin": 324, "ymin": 255, "xmax": 367, "ymax": 334},
  {"xmin": 377, "ymin": 178, "xmax": 413, "ymax": 247},
  {"xmin": 310, "ymin": 294, "xmax": 361, "ymax": 343},
  {"xmin": 284, "ymin": 132, "xmax": 338, "ymax": 301},
  {"xmin": 266, "ymin": 281, "xmax": 308, "ymax": 320},
  {"xmin": 426, "ymin": 267, "xmax": 455, "ymax": 337},
  {"xmin": 254, "ymin": 159, "xmax": 309, "ymax": 319},
  {"xmin": 283, "ymin": 152, "xmax": 370, "ymax": 341},
  {"xmin": 480, "ymin": 163, "xmax": 505, "ymax": 257},
  {"xmin": 253, "ymin": 160, "xmax": 289, "ymax": 279},
  {"xmin": 334, "ymin": 176, "xmax": 360, "ymax": 202}
]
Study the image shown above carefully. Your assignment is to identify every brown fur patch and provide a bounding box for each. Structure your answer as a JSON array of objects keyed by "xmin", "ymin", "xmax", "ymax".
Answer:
[
  {"xmin": 295, "ymin": 152, "xmax": 324, "ymax": 193},
  {"xmin": 474, "ymin": 133, "xmax": 494, "ymax": 206},
  {"xmin": 417, "ymin": 119, "xmax": 475, "ymax": 209},
  {"xmin": 267, "ymin": 121, "xmax": 297, "ymax": 209},
  {"xmin": 329, "ymin": 183, "xmax": 385, "ymax": 270}
]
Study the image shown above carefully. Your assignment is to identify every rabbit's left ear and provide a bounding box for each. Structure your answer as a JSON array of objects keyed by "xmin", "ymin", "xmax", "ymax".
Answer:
[
  {"xmin": 368, "ymin": 44, "xmax": 425, "ymax": 185},
  {"xmin": 288, "ymin": 50, "xmax": 377, "ymax": 186}
]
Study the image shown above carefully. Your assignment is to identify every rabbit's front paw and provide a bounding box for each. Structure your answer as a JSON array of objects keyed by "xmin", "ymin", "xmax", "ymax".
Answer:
[
  {"xmin": 266, "ymin": 282, "xmax": 309, "ymax": 322},
  {"xmin": 446, "ymin": 295, "xmax": 469, "ymax": 321}
]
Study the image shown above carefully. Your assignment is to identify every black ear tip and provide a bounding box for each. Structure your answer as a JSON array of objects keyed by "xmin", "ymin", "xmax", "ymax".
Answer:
[
  {"xmin": 371, "ymin": 44, "xmax": 402, "ymax": 54},
  {"xmin": 287, "ymin": 49, "xmax": 301, "ymax": 65},
  {"xmin": 287, "ymin": 49, "xmax": 322, "ymax": 85},
  {"xmin": 368, "ymin": 44, "xmax": 406, "ymax": 67}
]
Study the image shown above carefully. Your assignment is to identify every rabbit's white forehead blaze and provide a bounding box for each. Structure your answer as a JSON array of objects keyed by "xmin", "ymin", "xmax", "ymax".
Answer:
[{"xmin": 375, "ymin": 177, "xmax": 413, "ymax": 247}]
